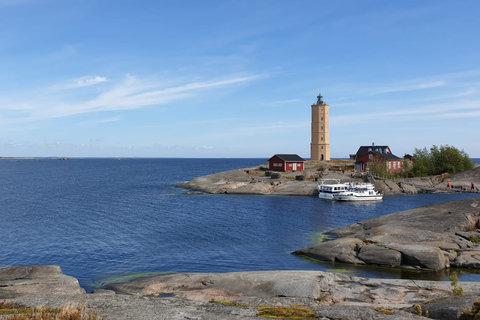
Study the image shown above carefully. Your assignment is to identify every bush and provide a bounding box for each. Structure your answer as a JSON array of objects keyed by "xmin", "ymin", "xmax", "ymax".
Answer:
[
  {"xmin": 295, "ymin": 175, "xmax": 306, "ymax": 181},
  {"xmin": 412, "ymin": 145, "xmax": 474, "ymax": 177},
  {"xmin": 270, "ymin": 172, "xmax": 281, "ymax": 179}
]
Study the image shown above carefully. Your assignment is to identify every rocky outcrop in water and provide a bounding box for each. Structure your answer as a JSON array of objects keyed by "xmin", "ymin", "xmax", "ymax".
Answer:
[
  {"xmin": 294, "ymin": 198, "xmax": 480, "ymax": 271},
  {"xmin": 179, "ymin": 162, "xmax": 480, "ymax": 196}
]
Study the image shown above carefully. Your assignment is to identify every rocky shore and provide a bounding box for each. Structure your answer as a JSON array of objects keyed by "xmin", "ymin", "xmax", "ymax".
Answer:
[
  {"xmin": 179, "ymin": 161, "xmax": 480, "ymax": 196},
  {"xmin": 2, "ymin": 199, "xmax": 480, "ymax": 319},
  {"xmin": 294, "ymin": 198, "xmax": 480, "ymax": 271},
  {"xmin": 2, "ymin": 265, "xmax": 480, "ymax": 319}
]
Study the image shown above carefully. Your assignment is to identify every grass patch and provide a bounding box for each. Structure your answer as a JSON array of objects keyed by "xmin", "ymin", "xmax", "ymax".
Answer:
[
  {"xmin": 209, "ymin": 299, "xmax": 250, "ymax": 307},
  {"xmin": 257, "ymin": 307, "xmax": 316, "ymax": 319},
  {"xmin": 373, "ymin": 308, "xmax": 394, "ymax": 315},
  {"xmin": 0, "ymin": 301, "xmax": 102, "ymax": 320},
  {"xmin": 469, "ymin": 235, "xmax": 479, "ymax": 243}
]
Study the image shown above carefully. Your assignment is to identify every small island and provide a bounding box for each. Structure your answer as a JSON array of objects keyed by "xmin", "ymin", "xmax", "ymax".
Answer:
[{"xmin": 179, "ymin": 159, "xmax": 480, "ymax": 196}]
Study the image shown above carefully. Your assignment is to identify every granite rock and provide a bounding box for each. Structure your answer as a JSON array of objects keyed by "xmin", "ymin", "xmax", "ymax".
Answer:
[{"xmin": 294, "ymin": 198, "xmax": 480, "ymax": 271}]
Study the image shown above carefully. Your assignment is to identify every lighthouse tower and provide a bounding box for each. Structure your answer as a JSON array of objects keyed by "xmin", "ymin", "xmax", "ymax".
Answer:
[{"xmin": 310, "ymin": 93, "xmax": 330, "ymax": 161}]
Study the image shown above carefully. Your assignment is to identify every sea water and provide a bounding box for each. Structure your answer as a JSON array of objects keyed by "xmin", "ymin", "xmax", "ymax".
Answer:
[{"xmin": 0, "ymin": 158, "xmax": 479, "ymax": 292}]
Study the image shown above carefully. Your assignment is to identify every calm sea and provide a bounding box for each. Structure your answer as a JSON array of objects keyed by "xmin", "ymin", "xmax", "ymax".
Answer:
[{"xmin": 1, "ymin": 158, "xmax": 479, "ymax": 292}]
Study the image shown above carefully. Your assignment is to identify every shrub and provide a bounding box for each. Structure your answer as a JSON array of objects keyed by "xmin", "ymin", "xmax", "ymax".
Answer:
[
  {"xmin": 412, "ymin": 145, "xmax": 474, "ymax": 177},
  {"xmin": 449, "ymin": 272, "xmax": 464, "ymax": 296},
  {"xmin": 270, "ymin": 172, "xmax": 281, "ymax": 179}
]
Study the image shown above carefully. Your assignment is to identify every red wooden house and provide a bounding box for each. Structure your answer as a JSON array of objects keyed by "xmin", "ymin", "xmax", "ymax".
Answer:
[
  {"xmin": 268, "ymin": 154, "xmax": 305, "ymax": 172},
  {"xmin": 354, "ymin": 145, "xmax": 403, "ymax": 172}
]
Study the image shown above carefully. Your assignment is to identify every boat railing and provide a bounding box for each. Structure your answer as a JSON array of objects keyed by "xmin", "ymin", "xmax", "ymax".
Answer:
[{"xmin": 318, "ymin": 178, "xmax": 342, "ymax": 185}]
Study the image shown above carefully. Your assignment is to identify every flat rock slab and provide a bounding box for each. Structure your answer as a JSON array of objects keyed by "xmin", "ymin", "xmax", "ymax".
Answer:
[
  {"xmin": 294, "ymin": 198, "xmax": 480, "ymax": 271},
  {"xmin": 4, "ymin": 266, "xmax": 480, "ymax": 320},
  {"xmin": 0, "ymin": 265, "xmax": 85, "ymax": 298},
  {"xmin": 104, "ymin": 270, "xmax": 480, "ymax": 308}
]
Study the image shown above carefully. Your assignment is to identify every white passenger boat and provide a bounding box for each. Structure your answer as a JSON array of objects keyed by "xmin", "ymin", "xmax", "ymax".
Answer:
[
  {"xmin": 333, "ymin": 182, "xmax": 383, "ymax": 201},
  {"xmin": 317, "ymin": 179, "xmax": 350, "ymax": 199}
]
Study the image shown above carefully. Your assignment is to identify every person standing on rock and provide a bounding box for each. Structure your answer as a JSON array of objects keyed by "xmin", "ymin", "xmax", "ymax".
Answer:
[
  {"xmin": 447, "ymin": 181, "xmax": 451, "ymax": 188},
  {"xmin": 472, "ymin": 182, "xmax": 475, "ymax": 191}
]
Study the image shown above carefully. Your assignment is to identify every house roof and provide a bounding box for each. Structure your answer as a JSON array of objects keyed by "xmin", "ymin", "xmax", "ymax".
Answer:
[
  {"xmin": 268, "ymin": 154, "xmax": 305, "ymax": 162},
  {"xmin": 379, "ymin": 153, "xmax": 402, "ymax": 161},
  {"xmin": 356, "ymin": 145, "xmax": 390, "ymax": 157},
  {"xmin": 355, "ymin": 146, "xmax": 402, "ymax": 161}
]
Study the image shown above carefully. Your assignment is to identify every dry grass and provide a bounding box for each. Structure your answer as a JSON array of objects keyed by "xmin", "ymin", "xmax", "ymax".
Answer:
[
  {"xmin": 257, "ymin": 307, "xmax": 316, "ymax": 319},
  {"xmin": 373, "ymin": 308, "xmax": 394, "ymax": 315},
  {"xmin": 0, "ymin": 301, "xmax": 103, "ymax": 320}
]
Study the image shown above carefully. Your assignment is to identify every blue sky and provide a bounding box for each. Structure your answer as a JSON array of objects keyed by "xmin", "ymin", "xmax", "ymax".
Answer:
[{"xmin": 1, "ymin": 1, "xmax": 479, "ymax": 158}]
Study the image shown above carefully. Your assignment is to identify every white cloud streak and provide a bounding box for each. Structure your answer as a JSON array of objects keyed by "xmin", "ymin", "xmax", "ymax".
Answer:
[
  {"xmin": 2, "ymin": 74, "xmax": 263, "ymax": 124},
  {"xmin": 371, "ymin": 81, "xmax": 446, "ymax": 95},
  {"xmin": 331, "ymin": 100, "xmax": 480, "ymax": 125},
  {"xmin": 49, "ymin": 76, "xmax": 107, "ymax": 91}
]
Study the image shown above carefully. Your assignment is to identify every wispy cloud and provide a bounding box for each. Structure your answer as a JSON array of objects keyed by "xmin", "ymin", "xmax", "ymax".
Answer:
[
  {"xmin": 260, "ymin": 99, "xmax": 302, "ymax": 107},
  {"xmin": 82, "ymin": 116, "xmax": 122, "ymax": 125},
  {"xmin": 332, "ymin": 100, "xmax": 480, "ymax": 125},
  {"xmin": 1, "ymin": 73, "xmax": 264, "ymax": 125},
  {"xmin": 370, "ymin": 80, "xmax": 445, "ymax": 95},
  {"xmin": 49, "ymin": 75, "xmax": 107, "ymax": 91}
]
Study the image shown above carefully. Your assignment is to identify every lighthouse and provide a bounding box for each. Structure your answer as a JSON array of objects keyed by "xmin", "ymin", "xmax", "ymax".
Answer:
[{"xmin": 310, "ymin": 93, "xmax": 330, "ymax": 161}]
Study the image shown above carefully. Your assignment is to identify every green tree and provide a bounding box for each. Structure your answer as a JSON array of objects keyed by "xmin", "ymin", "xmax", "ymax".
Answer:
[
  {"xmin": 412, "ymin": 145, "xmax": 474, "ymax": 177},
  {"xmin": 368, "ymin": 156, "xmax": 387, "ymax": 177},
  {"xmin": 411, "ymin": 147, "xmax": 433, "ymax": 177}
]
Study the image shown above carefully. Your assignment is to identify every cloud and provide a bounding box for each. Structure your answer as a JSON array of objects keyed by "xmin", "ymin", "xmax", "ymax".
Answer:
[
  {"xmin": 81, "ymin": 116, "xmax": 122, "ymax": 125},
  {"xmin": 1, "ymin": 73, "xmax": 263, "ymax": 125},
  {"xmin": 371, "ymin": 80, "xmax": 445, "ymax": 95},
  {"xmin": 367, "ymin": 69, "xmax": 480, "ymax": 96},
  {"xmin": 331, "ymin": 100, "xmax": 480, "ymax": 125},
  {"xmin": 49, "ymin": 75, "xmax": 107, "ymax": 91},
  {"xmin": 438, "ymin": 110, "xmax": 480, "ymax": 119},
  {"xmin": 260, "ymin": 99, "xmax": 302, "ymax": 107}
]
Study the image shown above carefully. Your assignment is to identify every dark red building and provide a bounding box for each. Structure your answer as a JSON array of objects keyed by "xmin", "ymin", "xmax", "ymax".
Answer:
[
  {"xmin": 354, "ymin": 145, "xmax": 403, "ymax": 172},
  {"xmin": 268, "ymin": 154, "xmax": 305, "ymax": 172}
]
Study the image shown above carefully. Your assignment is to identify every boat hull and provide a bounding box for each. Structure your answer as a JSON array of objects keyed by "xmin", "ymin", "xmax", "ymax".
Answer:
[
  {"xmin": 333, "ymin": 194, "xmax": 383, "ymax": 201},
  {"xmin": 317, "ymin": 179, "xmax": 349, "ymax": 200}
]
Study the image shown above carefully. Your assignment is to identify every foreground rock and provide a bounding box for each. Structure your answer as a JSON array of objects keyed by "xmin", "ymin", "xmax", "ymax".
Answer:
[
  {"xmin": 294, "ymin": 198, "xmax": 480, "ymax": 271},
  {"xmin": 0, "ymin": 265, "xmax": 85, "ymax": 298},
  {"xmin": 4, "ymin": 266, "xmax": 480, "ymax": 320}
]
